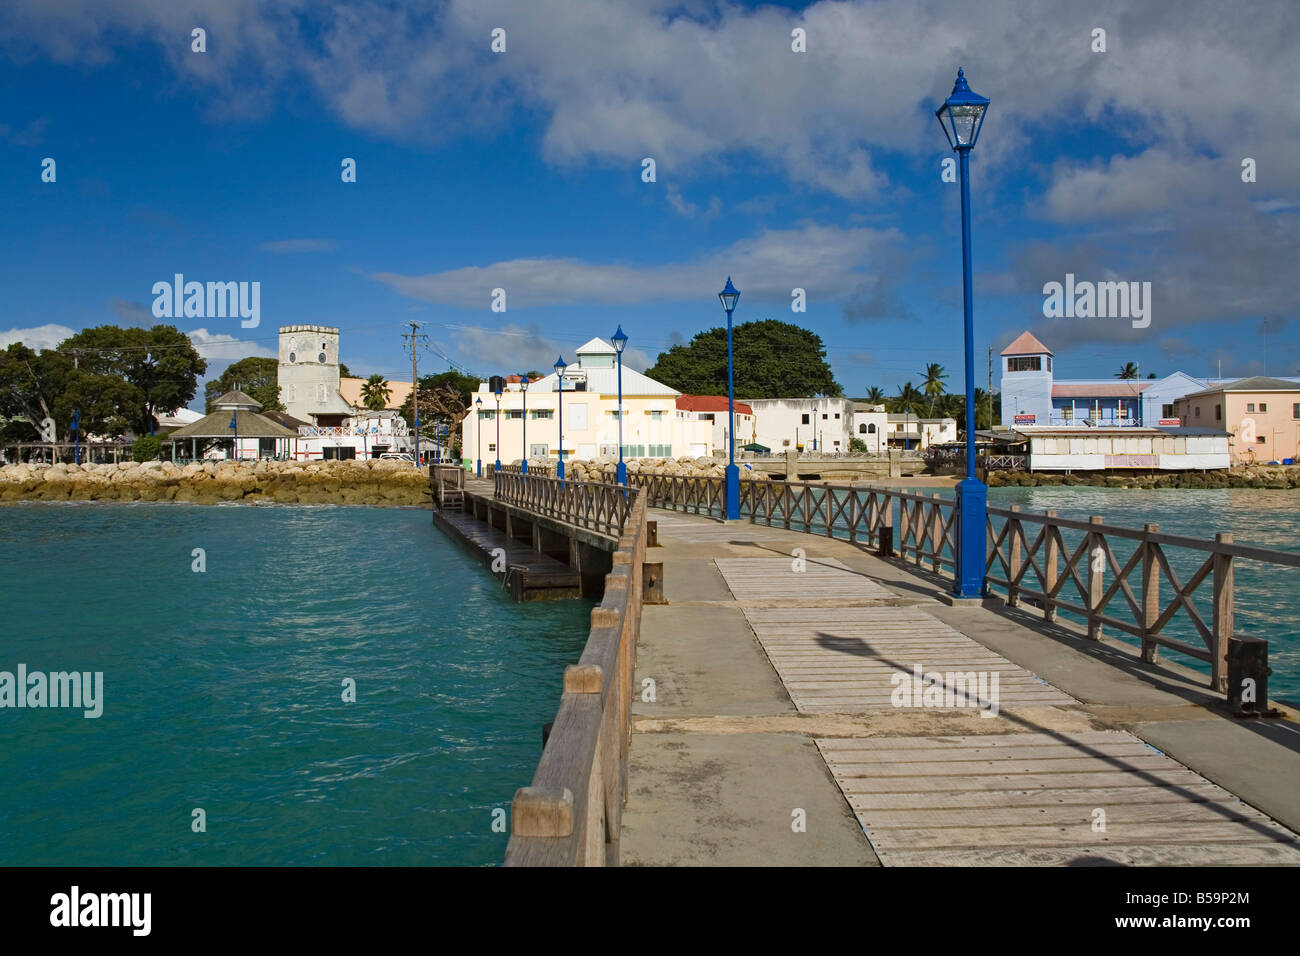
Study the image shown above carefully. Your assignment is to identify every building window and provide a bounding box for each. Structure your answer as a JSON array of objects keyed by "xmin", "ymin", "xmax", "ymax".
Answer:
[
  {"xmin": 1047, "ymin": 357, "xmax": 1052, "ymax": 371},
  {"xmin": 822, "ymin": 413, "xmax": 828, "ymax": 420},
  {"xmin": 834, "ymin": 413, "xmax": 840, "ymax": 419},
  {"xmin": 1195, "ymin": 407, "xmax": 1201, "ymax": 417},
  {"xmin": 801, "ymin": 414, "xmax": 810, "ymax": 424},
  {"xmin": 650, "ymin": 410, "xmax": 663, "ymax": 420},
  {"xmin": 1258, "ymin": 437, "xmax": 1267, "ymax": 445},
  {"xmin": 867, "ymin": 423, "xmax": 876, "ymax": 434},
  {"xmin": 1215, "ymin": 404, "xmax": 1222, "ymax": 421},
  {"xmin": 488, "ymin": 443, "xmax": 496, "ymax": 452},
  {"xmin": 1247, "ymin": 403, "xmax": 1255, "ymax": 412},
  {"xmin": 699, "ymin": 412, "xmax": 714, "ymax": 422},
  {"xmin": 507, "ymin": 410, "xmax": 523, "ymax": 419},
  {"xmin": 529, "ymin": 409, "xmax": 553, "ymax": 420},
  {"xmin": 1293, "ymin": 403, "xmax": 1300, "ymax": 419},
  {"xmin": 1061, "ymin": 407, "xmax": 1073, "ymax": 421},
  {"xmin": 858, "ymin": 423, "xmax": 867, "ymax": 433},
  {"xmin": 1007, "ymin": 356, "xmax": 1042, "ymax": 372},
  {"xmin": 1162, "ymin": 404, "xmax": 1175, "ymax": 418},
  {"xmin": 1260, "ymin": 403, "xmax": 1268, "ymax": 412}
]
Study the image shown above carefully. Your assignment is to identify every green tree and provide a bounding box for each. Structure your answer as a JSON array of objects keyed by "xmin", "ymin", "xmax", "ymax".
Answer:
[
  {"xmin": 862, "ymin": 386, "xmax": 887, "ymax": 405},
  {"xmin": 0, "ymin": 343, "xmax": 134, "ymax": 440},
  {"xmin": 338, "ymin": 363, "xmax": 353, "ymax": 379},
  {"xmin": 132, "ymin": 434, "xmax": 162, "ymax": 462},
  {"xmin": 57, "ymin": 325, "xmax": 207, "ymax": 433},
  {"xmin": 204, "ymin": 356, "xmax": 284, "ymax": 412},
  {"xmin": 645, "ymin": 319, "xmax": 841, "ymax": 398},
  {"xmin": 921, "ymin": 363, "xmax": 948, "ymax": 415},
  {"xmin": 891, "ymin": 381, "xmax": 925, "ymax": 414},
  {"xmin": 361, "ymin": 374, "xmax": 391, "ymax": 410},
  {"xmin": 1116, "ymin": 362, "xmax": 1140, "ymax": 379}
]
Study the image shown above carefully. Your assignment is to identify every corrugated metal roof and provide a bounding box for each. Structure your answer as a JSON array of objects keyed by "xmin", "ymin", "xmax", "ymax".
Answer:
[
  {"xmin": 1051, "ymin": 382, "xmax": 1149, "ymax": 398},
  {"xmin": 676, "ymin": 394, "xmax": 754, "ymax": 415}
]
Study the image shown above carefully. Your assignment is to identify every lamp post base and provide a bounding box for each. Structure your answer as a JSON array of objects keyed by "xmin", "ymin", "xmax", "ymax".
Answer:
[
  {"xmin": 954, "ymin": 476, "xmax": 988, "ymax": 598},
  {"xmin": 521, "ymin": 461, "xmax": 528, "ymax": 475},
  {"xmin": 557, "ymin": 460, "xmax": 565, "ymax": 480},
  {"xmin": 476, "ymin": 460, "xmax": 482, "ymax": 478},
  {"xmin": 725, "ymin": 463, "xmax": 740, "ymax": 520},
  {"xmin": 616, "ymin": 460, "xmax": 627, "ymax": 485}
]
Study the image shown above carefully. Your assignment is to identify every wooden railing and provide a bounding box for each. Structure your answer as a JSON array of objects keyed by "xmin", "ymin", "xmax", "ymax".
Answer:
[
  {"xmin": 494, "ymin": 471, "xmax": 632, "ymax": 537},
  {"xmin": 504, "ymin": 491, "xmax": 647, "ymax": 865},
  {"xmin": 603, "ymin": 473, "xmax": 1300, "ymax": 693},
  {"xmin": 430, "ymin": 464, "xmax": 464, "ymax": 508},
  {"xmin": 494, "ymin": 463, "xmax": 552, "ymax": 477}
]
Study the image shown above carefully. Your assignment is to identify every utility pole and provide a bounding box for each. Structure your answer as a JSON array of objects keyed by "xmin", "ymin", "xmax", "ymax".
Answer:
[
  {"xmin": 402, "ymin": 322, "xmax": 427, "ymax": 466},
  {"xmin": 987, "ymin": 345, "xmax": 992, "ymax": 430}
]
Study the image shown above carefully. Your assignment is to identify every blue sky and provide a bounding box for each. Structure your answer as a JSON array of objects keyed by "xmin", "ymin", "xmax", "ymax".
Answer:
[{"xmin": 2, "ymin": 0, "xmax": 1297, "ymax": 409}]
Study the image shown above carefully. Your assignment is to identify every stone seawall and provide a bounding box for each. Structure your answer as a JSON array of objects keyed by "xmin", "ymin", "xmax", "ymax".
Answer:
[
  {"xmin": 0, "ymin": 460, "xmax": 433, "ymax": 506},
  {"xmin": 986, "ymin": 465, "xmax": 1300, "ymax": 490}
]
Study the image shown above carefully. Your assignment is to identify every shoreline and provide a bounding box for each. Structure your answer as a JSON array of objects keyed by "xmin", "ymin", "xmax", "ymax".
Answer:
[{"xmin": 0, "ymin": 459, "xmax": 433, "ymax": 507}]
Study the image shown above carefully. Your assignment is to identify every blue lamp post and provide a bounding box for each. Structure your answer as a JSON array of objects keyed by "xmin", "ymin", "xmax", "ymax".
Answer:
[
  {"xmin": 494, "ymin": 385, "xmax": 502, "ymax": 474},
  {"xmin": 937, "ymin": 67, "xmax": 990, "ymax": 599},
  {"xmin": 71, "ymin": 409, "xmax": 81, "ymax": 465},
  {"xmin": 718, "ymin": 277, "xmax": 740, "ymax": 519},
  {"xmin": 475, "ymin": 396, "xmax": 483, "ymax": 477},
  {"xmin": 554, "ymin": 355, "xmax": 567, "ymax": 480},
  {"xmin": 611, "ymin": 325, "xmax": 628, "ymax": 484},
  {"xmin": 519, "ymin": 374, "xmax": 529, "ymax": 474}
]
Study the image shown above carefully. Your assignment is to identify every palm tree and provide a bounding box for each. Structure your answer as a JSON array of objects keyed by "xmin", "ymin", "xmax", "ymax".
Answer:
[
  {"xmin": 895, "ymin": 381, "xmax": 924, "ymax": 412},
  {"xmin": 921, "ymin": 363, "xmax": 948, "ymax": 414},
  {"xmin": 863, "ymin": 386, "xmax": 887, "ymax": 405},
  {"xmin": 1115, "ymin": 362, "xmax": 1140, "ymax": 379},
  {"xmin": 361, "ymin": 374, "xmax": 391, "ymax": 410}
]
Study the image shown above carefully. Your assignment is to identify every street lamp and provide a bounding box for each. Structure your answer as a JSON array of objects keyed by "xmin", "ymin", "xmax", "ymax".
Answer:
[
  {"xmin": 494, "ymin": 384, "xmax": 502, "ymax": 474},
  {"xmin": 554, "ymin": 355, "xmax": 568, "ymax": 480},
  {"xmin": 475, "ymin": 396, "xmax": 483, "ymax": 477},
  {"xmin": 612, "ymin": 325, "xmax": 628, "ymax": 484},
  {"xmin": 519, "ymin": 374, "xmax": 529, "ymax": 474},
  {"xmin": 718, "ymin": 277, "xmax": 740, "ymax": 519},
  {"xmin": 936, "ymin": 66, "xmax": 990, "ymax": 599}
]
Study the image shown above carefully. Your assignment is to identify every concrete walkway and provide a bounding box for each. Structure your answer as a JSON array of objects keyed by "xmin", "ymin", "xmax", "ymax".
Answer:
[{"xmin": 618, "ymin": 509, "xmax": 1300, "ymax": 866}]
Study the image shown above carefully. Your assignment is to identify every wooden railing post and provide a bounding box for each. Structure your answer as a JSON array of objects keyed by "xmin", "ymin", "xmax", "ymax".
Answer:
[
  {"xmin": 1087, "ymin": 515, "xmax": 1104, "ymax": 639},
  {"xmin": 1141, "ymin": 524, "xmax": 1160, "ymax": 663},
  {"xmin": 899, "ymin": 497, "xmax": 910, "ymax": 561},
  {"xmin": 1007, "ymin": 505, "xmax": 1022, "ymax": 608},
  {"xmin": 878, "ymin": 493, "xmax": 893, "ymax": 557},
  {"xmin": 825, "ymin": 486, "xmax": 834, "ymax": 538},
  {"xmin": 930, "ymin": 493, "xmax": 942, "ymax": 572},
  {"xmin": 1212, "ymin": 532, "xmax": 1233, "ymax": 693},
  {"xmin": 847, "ymin": 491, "xmax": 859, "ymax": 545},
  {"xmin": 1044, "ymin": 509, "xmax": 1059, "ymax": 623}
]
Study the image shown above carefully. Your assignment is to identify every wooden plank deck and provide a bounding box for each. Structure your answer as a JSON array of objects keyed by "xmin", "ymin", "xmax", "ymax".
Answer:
[
  {"xmin": 816, "ymin": 732, "xmax": 1300, "ymax": 865},
  {"xmin": 714, "ymin": 558, "xmax": 1075, "ymax": 712},
  {"xmin": 432, "ymin": 508, "xmax": 580, "ymax": 601},
  {"xmin": 707, "ymin": 543, "xmax": 1300, "ymax": 865}
]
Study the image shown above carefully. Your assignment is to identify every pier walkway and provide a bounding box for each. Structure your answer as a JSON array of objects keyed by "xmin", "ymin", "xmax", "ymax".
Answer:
[{"xmin": 620, "ymin": 509, "xmax": 1300, "ymax": 866}]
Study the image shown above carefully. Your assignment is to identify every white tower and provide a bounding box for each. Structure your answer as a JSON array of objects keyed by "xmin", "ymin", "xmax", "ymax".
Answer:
[{"xmin": 278, "ymin": 325, "xmax": 353, "ymax": 424}]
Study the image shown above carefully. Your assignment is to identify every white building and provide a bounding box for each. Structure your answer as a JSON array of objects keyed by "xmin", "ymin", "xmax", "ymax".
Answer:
[
  {"xmin": 745, "ymin": 397, "xmax": 853, "ymax": 453},
  {"xmin": 277, "ymin": 325, "xmax": 357, "ymax": 427},
  {"xmin": 851, "ymin": 403, "xmax": 889, "ymax": 453},
  {"xmin": 1018, "ymin": 427, "xmax": 1230, "ymax": 472},
  {"xmin": 461, "ymin": 338, "xmax": 715, "ymax": 466},
  {"xmin": 675, "ymin": 395, "xmax": 756, "ymax": 453}
]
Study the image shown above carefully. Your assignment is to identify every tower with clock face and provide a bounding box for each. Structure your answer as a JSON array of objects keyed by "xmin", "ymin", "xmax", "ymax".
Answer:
[{"xmin": 277, "ymin": 324, "xmax": 353, "ymax": 424}]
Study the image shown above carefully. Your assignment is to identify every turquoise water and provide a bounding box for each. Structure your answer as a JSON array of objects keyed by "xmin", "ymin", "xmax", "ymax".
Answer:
[
  {"xmin": 983, "ymin": 487, "xmax": 1300, "ymax": 701},
  {"xmin": 0, "ymin": 503, "xmax": 590, "ymax": 866}
]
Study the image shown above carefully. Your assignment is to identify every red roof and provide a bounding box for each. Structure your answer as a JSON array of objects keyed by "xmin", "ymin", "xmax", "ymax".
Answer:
[
  {"xmin": 1001, "ymin": 331, "xmax": 1053, "ymax": 356},
  {"xmin": 1052, "ymin": 382, "xmax": 1149, "ymax": 398},
  {"xmin": 676, "ymin": 394, "xmax": 754, "ymax": 416}
]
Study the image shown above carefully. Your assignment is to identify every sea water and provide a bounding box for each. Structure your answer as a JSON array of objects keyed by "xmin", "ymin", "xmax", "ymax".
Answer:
[{"xmin": 0, "ymin": 502, "xmax": 590, "ymax": 866}]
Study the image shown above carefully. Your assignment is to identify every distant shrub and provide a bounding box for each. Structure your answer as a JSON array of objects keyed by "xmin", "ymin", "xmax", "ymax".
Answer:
[
  {"xmin": 850, "ymin": 437, "xmax": 869, "ymax": 453},
  {"xmin": 132, "ymin": 435, "xmax": 162, "ymax": 462}
]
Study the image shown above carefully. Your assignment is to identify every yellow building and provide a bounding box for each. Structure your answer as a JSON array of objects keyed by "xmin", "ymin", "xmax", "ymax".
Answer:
[
  {"xmin": 461, "ymin": 338, "xmax": 715, "ymax": 467},
  {"xmin": 1174, "ymin": 376, "xmax": 1300, "ymax": 464}
]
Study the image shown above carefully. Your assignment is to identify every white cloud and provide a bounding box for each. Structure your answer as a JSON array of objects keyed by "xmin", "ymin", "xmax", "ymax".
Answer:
[
  {"xmin": 187, "ymin": 328, "xmax": 274, "ymax": 361},
  {"xmin": 372, "ymin": 222, "xmax": 905, "ymax": 312},
  {"xmin": 0, "ymin": 324, "xmax": 75, "ymax": 351}
]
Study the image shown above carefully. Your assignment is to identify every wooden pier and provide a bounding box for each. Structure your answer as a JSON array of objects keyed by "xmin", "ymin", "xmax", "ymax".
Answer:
[{"xmin": 430, "ymin": 468, "xmax": 1300, "ymax": 866}]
